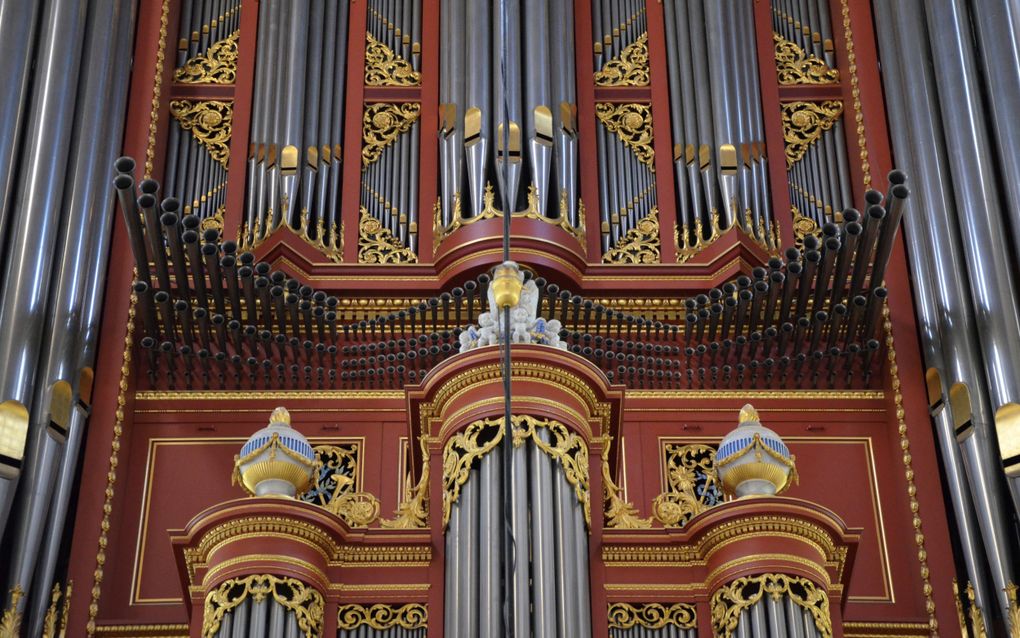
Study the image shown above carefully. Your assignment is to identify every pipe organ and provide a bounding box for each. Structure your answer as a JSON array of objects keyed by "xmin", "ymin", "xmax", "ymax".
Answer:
[{"xmin": 0, "ymin": 1, "xmax": 1018, "ymax": 637}]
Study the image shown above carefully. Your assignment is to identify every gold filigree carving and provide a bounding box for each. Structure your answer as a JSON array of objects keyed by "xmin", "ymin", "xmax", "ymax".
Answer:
[
  {"xmin": 782, "ymin": 101, "xmax": 843, "ymax": 169},
  {"xmin": 364, "ymin": 33, "xmax": 421, "ymax": 86},
  {"xmin": 42, "ymin": 584, "xmax": 60, "ymax": 638},
  {"xmin": 203, "ymin": 575, "xmax": 324, "ymax": 638},
  {"xmin": 169, "ymin": 100, "xmax": 233, "ymax": 168},
  {"xmin": 1006, "ymin": 582, "xmax": 1020, "ymax": 638},
  {"xmin": 773, "ymin": 32, "xmax": 839, "ymax": 85},
  {"xmin": 442, "ymin": 415, "xmax": 590, "ymax": 528},
  {"xmin": 59, "ymin": 582, "xmax": 71, "ymax": 638},
  {"xmin": 711, "ymin": 574, "xmax": 832, "ymax": 638},
  {"xmin": 607, "ymin": 602, "xmax": 697, "ymax": 629},
  {"xmin": 792, "ymin": 206, "xmax": 822, "ymax": 250},
  {"xmin": 337, "ymin": 603, "xmax": 428, "ymax": 629},
  {"xmin": 653, "ymin": 443, "xmax": 722, "ymax": 528},
  {"xmin": 330, "ymin": 491, "xmax": 381, "ymax": 528},
  {"xmin": 596, "ymin": 103, "xmax": 655, "ymax": 169},
  {"xmin": 0, "ymin": 586, "xmax": 23, "ymax": 638},
  {"xmin": 361, "ymin": 102, "xmax": 420, "ymax": 168},
  {"xmin": 603, "ymin": 207, "xmax": 660, "ymax": 264},
  {"xmin": 174, "ymin": 31, "xmax": 239, "ymax": 84},
  {"xmin": 595, "ymin": 32, "xmax": 650, "ymax": 86},
  {"xmin": 380, "ymin": 438, "xmax": 430, "ymax": 529},
  {"xmin": 953, "ymin": 580, "xmax": 969, "ymax": 638},
  {"xmin": 238, "ymin": 207, "xmax": 343, "ymax": 264},
  {"xmin": 965, "ymin": 582, "xmax": 988, "ymax": 637},
  {"xmin": 675, "ymin": 208, "xmax": 780, "ymax": 263},
  {"xmin": 358, "ymin": 207, "xmax": 417, "ymax": 264},
  {"xmin": 299, "ymin": 444, "xmax": 380, "ymax": 527},
  {"xmin": 602, "ymin": 439, "xmax": 651, "ymax": 529}
]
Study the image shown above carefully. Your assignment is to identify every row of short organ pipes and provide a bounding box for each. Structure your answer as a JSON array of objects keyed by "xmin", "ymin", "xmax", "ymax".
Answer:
[{"xmin": 117, "ymin": 157, "xmax": 908, "ymax": 391}]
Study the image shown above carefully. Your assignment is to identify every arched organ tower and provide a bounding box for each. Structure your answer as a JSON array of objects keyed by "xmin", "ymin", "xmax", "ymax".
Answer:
[{"xmin": 0, "ymin": 0, "xmax": 1017, "ymax": 637}]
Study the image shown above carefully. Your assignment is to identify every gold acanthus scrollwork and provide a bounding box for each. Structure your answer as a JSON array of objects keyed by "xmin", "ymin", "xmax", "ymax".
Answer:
[
  {"xmin": 0, "ymin": 586, "xmax": 23, "ymax": 638},
  {"xmin": 595, "ymin": 32, "xmax": 650, "ymax": 86},
  {"xmin": 337, "ymin": 603, "xmax": 428, "ymax": 630},
  {"xmin": 300, "ymin": 443, "xmax": 381, "ymax": 528},
  {"xmin": 965, "ymin": 581, "xmax": 988, "ymax": 638},
  {"xmin": 202, "ymin": 575, "xmax": 324, "ymax": 638},
  {"xmin": 602, "ymin": 438, "xmax": 651, "ymax": 529},
  {"xmin": 174, "ymin": 31, "xmax": 239, "ymax": 84},
  {"xmin": 607, "ymin": 602, "xmax": 697, "ymax": 629},
  {"xmin": 380, "ymin": 438, "xmax": 430, "ymax": 529},
  {"xmin": 364, "ymin": 33, "xmax": 421, "ymax": 87},
  {"xmin": 603, "ymin": 207, "xmax": 661, "ymax": 264},
  {"xmin": 782, "ymin": 100, "xmax": 843, "ymax": 169},
  {"xmin": 711, "ymin": 573, "xmax": 832, "ymax": 638},
  {"xmin": 42, "ymin": 584, "xmax": 60, "ymax": 638},
  {"xmin": 595, "ymin": 103, "xmax": 655, "ymax": 169},
  {"xmin": 358, "ymin": 207, "xmax": 418, "ymax": 264},
  {"xmin": 238, "ymin": 207, "xmax": 343, "ymax": 263},
  {"xmin": 652, "ymin": 443, "xmax": 721, "ymax": 528},
  {"xmin": 442, "ymin": 415, "xmax": 591, "ymax": 529},
  {"xmin": 1006, "ymin": 582, "xmax": 1020, "ymax": 638},
  {"xmin": 791, "ymin": 206, "xmax": 821, "ymax": 250},
  {"xmin": 362, "ymin": 102, "xmax": 421, "ymax": 169},
  {"xmin": 169, "ymin": 99, "xmax": 233, "ymax": 168},
  {"xmin": 773, "ymin": 32, "xmax": 840, "ymax": 85}
]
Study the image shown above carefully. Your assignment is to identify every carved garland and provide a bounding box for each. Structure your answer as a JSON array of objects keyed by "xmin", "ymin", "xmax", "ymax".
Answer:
[
  {"xmin": 169, "ymin": 100, "xmax": 233, "ymax": 168},
  {"xmin": 711, "ymin": 574, "xmax": 832, "ymax": 638},
  {"xmin": 337, "ymin": 603, "xmax": 427, "ymax": 630},
  {"xmin": 358, "ymin": 207, "xmax": 418, "ymax": 264},
  {"xmin": 607, "ymin": 602, "xmax": 697, "ymax": 629},
  {"xmin": 782, "ymin": 101, "xmax": 843, "ymax": 169},
  {"xmin": 773, "ymin": 32, "xmax": 839, "ymax": 85},
  {"xmin": 652, "ymin": 443, "xmax": 722, "ymax": 528},
  {"xmin": 364, "ymin": 33, "xmax": 421, "ymax": 86},
  {"xmin": 362, "ymin": 102, "xmax": 420, "ymax": 168},
  {"xmin": 594, "ymin": 32, "xmax": 650, "ymax": 86},
  {"xmin": 202, "ymin": 575, "xmax": 324, "ymax": 638},
  {"xmin": 595, "ymin": 103, "xmax": 655, "ymax": 169},
  {"xmin": 603, "ymin": 207, "xmax": 661, "ymax": 264},
  {"xmin": 174, "ymin": 31, "xmax": 239, "ymax": 84}
]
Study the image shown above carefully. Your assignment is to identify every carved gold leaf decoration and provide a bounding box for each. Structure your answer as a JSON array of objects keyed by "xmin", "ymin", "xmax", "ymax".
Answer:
[
  {"xmin": 791, "ymin": 206, "xmax": 822, "ymax": 250},
  {"xmin": 596, "ymin": 102, "xmax": 655, "ymax": 169},
  {"xmin": 607, "ymin": 603, "xmax": 697, "ymax": 629},
  {"xmin": 358, "ymin": 207, "xmax": 417, "ymax": 264},
  {"xmin": 711, "ymin": 574, "xmax": 832, "ymax": 638},
  {"xmin": 174, "ymin": 31, "xmax": 239, "ymax": 84},
  {"xmin": 337, "ymin": 604, "xmax": 428, "ymax": 630},
  {"xmin": 203, "ymin": 575, "xmax": 323, "ymax": 638},
  {"xmin": 1005, "ymin": 582, "xmax": 1020, "ymax": 638},
  {"xmin": 652, "ymin": 443, "xmax": 722, "ymax": 527},
  {"xmin": 0, "ymin": 586, "xmax": 23, "ymax": 638},
  {"xmin": 965, "ymin": 582, "xmax": 988, "ymax": 638},
  {"xmin": 603, "ymin": 207, "xmax": 660, "ymax": 264},
  {"xmin": 773, "ymin": 32, "xmax": 839, "ymax": 85},
  {"xmin": 361, "ymin": 102, "xmax": 420, "ymax": 168},
  {"xmin": 169, "ymin": 100, "xmax": 233, "ymax": 168},
  {"xmin": 595, "ymin": 32, "xmax": 650, "ymax": 86},
  {"xmin": 41, "ymin": 584, "xmax": 60, "ymax": 638},
  {"xmin": 782, "ymin": 100, "xmax": 842, "ymax": 168},
  {"xmin": 602, "ymin": 439, "xmax": 651, "ymax": 529},
  {"xmin": 364, "ymin": 33, "xmax": 421, "ymax": 86},
  {"xmin": 380, "ymin": 438, "xmax": 429, "ymax": 529}
]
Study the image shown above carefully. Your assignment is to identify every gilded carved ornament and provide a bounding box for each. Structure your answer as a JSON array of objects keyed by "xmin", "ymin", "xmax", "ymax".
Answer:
[
  {"xmin": 652, "ymin": 443, "xmax": 722, "ymax": 528},
  {"xmin": 238, "ymin": 207, "xmax": 343, "ymax": 264},
  {"xmin": 359, "ymin": 207, "xmax": 418, "ymax": 264},
  {"xmin": 595, "ymin": 102, "xmax": 655, "ymax": 169},
  {"xmin": 361, "ymin": 102, "xmax": 420, "ymax": 169},
  {"xmin": 174, "ymin": 31, "xmax": 239, "ymax": 84},
  {"xmin": 773, "ymin": 32, "xmax": 839, "ymax": 85},
  {"xmin": 169, "ymin": 100, "xmax": 233, "ymax": 168},
  {"xmin": 602, "ymin": 438, "xmax": 651, "ymax": 529},
  {"xmin": 0, "ymin": 586, "xmax": 22, "ymax": 638},
  {"xmin": 603, "ymin": 207, "xmax": 661, "ymax": 264},
  {"xmin": 300, "ymin": 444, "xmax": 381, "ymax": 528},
  {"xmin": 202, "ymin": 575, "xmax": 324, "ymax": 638},
  {"xmin": 337, "ymin": 603, "xmax": 427, "ymax": 630},
  {"xmin": 607, "ymin": 602, "xmax": 696, "ymax": 630},
  {"xmin": 380, "ymin": 438, "xmax": 430, "ymax": 529},
  {"xmin": 364, "ymin": 33, "xmax": 421, "ymax": 87},
  {"xmin": 594, "ymin": 32, "xmax": 650, "ymax": 86},
  {"xmin": 711, "ymin": 573, "xmax": 832, "ymax": 638},
  {"xmin": 782, "ymin": 100, "xmax": 843, "ymax": 169}
]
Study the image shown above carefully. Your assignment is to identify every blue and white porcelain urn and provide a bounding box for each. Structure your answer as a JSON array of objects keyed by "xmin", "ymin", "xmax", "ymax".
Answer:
[
  {"xmin": 233, "ymin": 407, "xmax": 316, "ymax": 497},
  {"xmin": 715, "ymin": 404, "xmax": 797, "ymax": 498}
]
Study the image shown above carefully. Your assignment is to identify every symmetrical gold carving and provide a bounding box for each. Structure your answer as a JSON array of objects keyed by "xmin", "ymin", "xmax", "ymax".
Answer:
[
  {"xmin": 442, "ymin": 415, "xmax": 591, "ymax": 528},
  {"xmin": 711, "ymin": 574, "xmax": 832, "ymax": 638},
  {"xmin": 364, "ymin": 33, "xmax": 421, "ymax": 86},
  {"xmin": 336, "ymin": 603, "xmax": 428, "ymax": 630},
  {"xmin": 595, "ymin": 32, "xmax": 650, "ymax": 86},
  {"xmin": 675, "ymin": 208, "xmax": 780, "ymax": 263},
  {"xmin": 653, "ymin": 443, "xmax": 721, "ymax": 528},
  {"xmin": 0, "ymin": 586, "xmax": 23, "ymax": 638},
  {"xmin": 169, "ymin": 100, "xmax": 233, "ymax": 168},
  {"xmin": 773, "ymin": 32, "xmax": 839, "ymax": 85},
  {"xmin": 607, "ymin": 602, "xmax": 697, "ymax": 629},
  {"xmin": 602, "ymin": 439, "xmax": 651, "ymax": 529},
  {"xmin": 203, "ymin": 575, "xmax": 324, "ymax": 638},
  {"xmin": 596, "ymin": 103, "xmax": 655, "ymax": 169},
  {"xmin": 359, "ymin": 207, "xmax": 418, "ymax": 264},
  {"xmin": 238, "ymin": 208, "xmax": 343, "ymax": 264},
  {"xmin": 174, "ymin": 31, "xmax": 239, "ymax": 84},
  {"xmin": 782, "ymin": 101, "xmax": 843, "ymax": 168},
  {"xmin": 362, "ymin": 102, "xmax": 421, "ymax": 168},
  {"xmin": 603, "ymin": 207, "xmax": 661, "ymax": 264},
  {"xmin": 381, "ymin": 439, "xmax": 430, "ymax": 529}
]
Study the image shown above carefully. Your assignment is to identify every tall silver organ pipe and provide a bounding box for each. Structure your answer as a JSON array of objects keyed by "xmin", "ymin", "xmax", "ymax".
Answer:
[
  {"xmin": 437, "ymin": 0, "xmax": 579, "ymax": 232},
  {"xmin": 874, "ymin": 0, "xmax": 1020, "ymax": 629},
  {"xmin": 0, "ymin": 0, "xmax": 90, "ymax": 532},
  {"xmin": 243, "ymin": 0, "xmax": 350, "ymax": 254},
  {"xmin": 661, "ymin": 0, "xmax": 774, "ymax": 253}
]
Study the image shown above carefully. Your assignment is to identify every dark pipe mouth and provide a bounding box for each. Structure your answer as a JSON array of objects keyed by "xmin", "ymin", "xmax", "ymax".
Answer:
[
  {"xmin": 182, "ymin": 230, "xmax": 199, "ymax": 243},
  {"xmin": 822, "ymin": 222, "xmax": 839, "ymax": 237},
  {"xmin": 788, "ymin": 261, "xmax": 803, "ymax": 274},
  {"xmin": 203, "ymin": 229, "xmax": 219, "ymax": 242},
  {"xmin": 115, "ymin": 157, "xmax": 136, "ymax": 173},
  {"xmin": 805, "ymin": 250, "xmax": 821, "ymax": 263},
  {"xmin": 160, "ymin": 212, "xmax": 179, "ymax": 226},
  {"xmin": 174, "ymin": 300, "xmax": 188, "ymax": 311},
  {"xmin": 874, "ymin": 287, "xmax": 889, "ymax": 299},
  {"xmin": 139, "ymin": 179, "xmax": 159, "ymax": 195},
  {"xmin": 201, "ymin": 243, "xmax": 217, "ymax": 255},
  {"xmin": 154, "ymin": 291, "xmax": 170, "ymax": 302},
  {"xmin": 834, "ymin": 304, "xmax": 848, "ymax": 315},
  {"xmin": 160, "ymin": 197, "xmax": 180, "ymax": 213},
  {"xmin": 132, "ymin": 281, "xmax": 148, "ymax": 292},
  {"xmin": 803, "ymin": 235, "xmax": 819, "ymax": 251},
  {"xmin": 867, "ymin": 204, "xmax": 886, "ymax": 220},
  {"xmin": 137, "ymin": 193, "xmax": 156, "ymax": 209},
  {"xmin": 140, "ymin": 336, "xmax": 155, "ymax": 348},
  {"xmin": 888, "ymin": 169, "xmax": 908, "ymax": 185},
  {"xmin": 770, "ymin": 271, "xmax": 785, "ymax": 283},
  {"xmin": 891, "ymin": 184, "xmax": 910, "ymax": 200},
  {"xmin": 865, "ymin": 190, "xmax": 883, "ymax": 205},
  {"xmin": 824, "ymin": 237, "xmax": 841, "ymax": 251},
  {"xmin": 114, "ymin": 174, "xmax": 133, "ymax": 190},
  {"xmin": 853, "ymin": 295, "xmax": 868, "ymax": 307},
  {"xmin": 785, "ymin": 247, "xmax": 801, "ymax": 261},
  {"xmin": 182, "ymin": 214, "xmax": 200, "ymax": 229},
  {"xmin": 845, "ymin": 221, "xmax": 862, "ymax": 236},
  {"xmin": 842, "ymin": 207, "xmax": 860, "ymax": 223}
]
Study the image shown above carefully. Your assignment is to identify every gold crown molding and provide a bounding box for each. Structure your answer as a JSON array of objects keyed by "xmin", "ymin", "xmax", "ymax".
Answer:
[
  {"xmin": 203, "ymin": 575, "xmax": 324, "ymax": 638},
  {"xmin": 169, "ymin": 99, "xmax": 233, "ymax": 168},
  {"xmin": 337, "ymin": 603, "xmax": 428, "ymax": 630},
  {"xmin": 626, "ymin": 389, "xmax": 883, "ymax": 400},
  {"xmin": 653, "ymin": 443, "xmax": 720, "ymax": 528},
  {"xmin": 335, "ymin": 545, "xmax": 432, "ymax": 566},
  {"xmin": 595, "ymin": 32, "xmax": 650, "ymax": 86},
  {"xmin": 364, "ymin": 33, "xmax": 421, "ymax": 86},
  {"xmin": 607, "ymin": 602, "xmax": 696, "ymax": 629},
  {"xmin": 595, "ymin": 103, "xmax": 655, "ymax": 169},
  {"xmin": 782, "ymin": 101, "xmax": 843, "ymax": 169},
  {"xmin": 773, "ymin": 32, "xmax": 840, "ymax": 85},
  {"xmin": 362, "ymin": 102, "xmax": 420, "ymax": 168},
  {"xmin": 93, "ymin": 624, "xmax": 189, "ymax": 637},
  {"xmin": 711, "ymin": 573, "xmax": 832, "ymax": 638},
  {"xmin": 174, "ymin": 31, "xmax": 238, "ymax": 84},
  {"xmin": 603, "ymin": 207, "xmax": 661, "ymax": 264},
  {"xmin": 135, "ymin": 390, "xmax": 405, "ymax": 401},
  {"xmin": 358, "ymin": 207, "xmax": 418, "ymax": 264}
]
